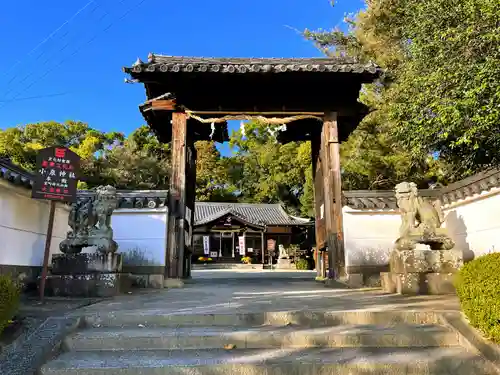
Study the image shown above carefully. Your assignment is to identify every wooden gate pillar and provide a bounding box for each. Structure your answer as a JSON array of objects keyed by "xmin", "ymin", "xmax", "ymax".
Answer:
[
  {"xmin": 312, "ymin": 112, "xmax": 345, "ymax": 280},
  {"xmin": 323, "ymin": 111, "xmax": 345, "ymax": 278},
  {"xmin": 311, "ymin": 129, "xmax": 323, "ymax": 279},
  {"xmin": 184, "ymin": 140, "xmax": 196, "ymax": 278},
  {"xmin": 165, "ymin": 112, "xmax": 196, "ymax": 280}
]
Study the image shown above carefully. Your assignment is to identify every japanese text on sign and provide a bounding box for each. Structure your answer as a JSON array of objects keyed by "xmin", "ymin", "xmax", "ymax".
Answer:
[
  {"xmin": 238, "ymin": 236, "xmax": 246, "ymax": 254},
  {"xmin": 203, "ymin": 236, "xmax": 210, "ymax": 255},
  {"xmin": 32, "ymin": 147, "xmax": 80, "ymax": 203}
]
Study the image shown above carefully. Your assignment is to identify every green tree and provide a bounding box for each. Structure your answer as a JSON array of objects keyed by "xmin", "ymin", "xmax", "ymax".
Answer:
[
  {"xmin": 0, "ymin": 120, "xmax": 123, "ymax": 186},
  {"xmin": 97, "ymin": 126, "xmax": 170, "ymax": 190},
  {"xmin": 299, "ymin": 165, "xmax": 315, "ymax": 217},
  {"xmin": 228, "ymin": 121, "xmax": 313, "ymax": 215},
  {"xmin": 340, "ymin": 110, "xmax": 449, "ymax": 190},
  {"xmin": 305, "ymin": 0, "xmax": 500, "ymax": 182},
  {"xmin": 195, "ymin": 141, "xmax": 237, "ymax": 201}
]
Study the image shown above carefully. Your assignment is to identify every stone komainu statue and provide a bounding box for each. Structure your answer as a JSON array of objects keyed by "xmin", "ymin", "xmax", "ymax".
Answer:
[
  {"xmin": 394, "ymin": 182, "xmax": 454, "ymax": 250},
  {"xmin": 59, "ymin": 185, "xmax": 118, "ymax": 254}
]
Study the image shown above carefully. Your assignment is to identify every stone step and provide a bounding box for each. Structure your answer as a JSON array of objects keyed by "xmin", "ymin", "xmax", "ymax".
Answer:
[
  {"xmin": 84, "ymin": 310, "xmax": 444, "ymax": 328},
  {"xmin": 39, "ymin": 347, "xmax": 496, "ymax": 375},
  {"xmin": 192, "ymin": 263, "xmax": 263, "ymax": 270},
  {"xmin": 64, "ymin": 324, "xmax": 460, "ymax": 351}
]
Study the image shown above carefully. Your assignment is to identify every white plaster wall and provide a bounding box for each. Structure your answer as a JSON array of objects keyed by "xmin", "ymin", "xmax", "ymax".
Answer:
[
  {"xmin": 111, "ymin": 208, "xmax": 167, "ymax": 266},
  {"xmin": 3, "ymin": 179, "xmax": 499, "ymax": 272},
  {"xmin": 0, "ymin": 181, "xmax": 68, "ymax": 267},
  {"xmin": 342, "ymin": 189, "xmax": 500, "ymax": 269},
  {"xmin": 443, "ymin": 188, "xmax": 500, "ymax": 260},
  {"xmin": 342, "ymin": 206, "xmax": 400, "ymax": 267}
]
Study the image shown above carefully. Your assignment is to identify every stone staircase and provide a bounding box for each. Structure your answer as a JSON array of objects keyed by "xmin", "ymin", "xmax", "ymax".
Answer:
[{"xmin": 39, "ymin": 310, "xmax": 497, "ymax": 375}]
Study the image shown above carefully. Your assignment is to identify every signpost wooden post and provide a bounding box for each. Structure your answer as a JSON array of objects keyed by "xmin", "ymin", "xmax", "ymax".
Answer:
[
  {"xmin": 39, "ymin": 201, "xmax": 56, "ymax": 302},
  {"xmin": 32, "ymin": 147, "xmax": 80, "ymax": 302}
]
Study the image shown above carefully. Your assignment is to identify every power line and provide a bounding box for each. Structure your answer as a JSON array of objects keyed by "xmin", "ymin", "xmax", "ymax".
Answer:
[
  {"xmin": 0, "ymin": 0, "xmax": 150, "ymax": 110},
  {"xmin": 1, "ymin": 1, "xmax": 104, "ymax": 97},
  {"xmin": 0, "ymin": 0, "xmax": 96, "ymax": 81},
  {"xmin": 2, "ymin": 3, "xmax": 103, "ymax": 97},
  {"xmin": 0, "ymin": 92, "xmax": 70, "ymax": 103},
  {"xmin": 1, "ymin": 0, "xmax": 116, "ymax": 100}
]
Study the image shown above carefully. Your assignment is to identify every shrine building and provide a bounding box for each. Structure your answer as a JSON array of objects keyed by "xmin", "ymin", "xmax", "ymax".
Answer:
[{"xmin": 192, "ymin": 202, "xmax": 313, "ymax": 264}]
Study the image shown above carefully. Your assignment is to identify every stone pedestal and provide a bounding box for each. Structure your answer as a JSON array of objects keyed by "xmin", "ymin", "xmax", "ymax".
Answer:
[
  {"xmin": 382, "ymin": 247, "xmax": 463, "ymax": 295},
  {"xmin": 46, "ymin": 253, "xmax": 126, "ymax": 297},
  {"xmin": 276, "ymin": 258, "xmax": 294, "ymax": 270}
]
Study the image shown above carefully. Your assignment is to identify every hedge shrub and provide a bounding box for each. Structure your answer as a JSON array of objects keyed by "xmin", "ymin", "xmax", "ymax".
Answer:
[
  {"xmin": 0, "ymin": 275, "xmax": 21, "ymax": 335},
  {"xmin": 295, "ymin": 258, "xmax": 309, "ymax": 270},
  {"xmin": 454, "ymin": 252, "xmax": 500, "ymax": 342}
]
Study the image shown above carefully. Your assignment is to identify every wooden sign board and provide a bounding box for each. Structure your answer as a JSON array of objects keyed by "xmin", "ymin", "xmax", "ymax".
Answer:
[
  {"xmin": 32, "ymin": 146, "xmax": 80, "ymax": 302},
  {"xmin": 31, "ymin": 146, "xmax": 80, "ymax": 203},
  {"xmin": 267, "ymin": 226, "xmax": 292, "ymax": 234},
  {"xmin": 212, "ymin": 215, "xmax": 241, "ymax": 231},
  {"xmin": 219, "ymin": 216, "xmax": 233, "ymax": 227}
]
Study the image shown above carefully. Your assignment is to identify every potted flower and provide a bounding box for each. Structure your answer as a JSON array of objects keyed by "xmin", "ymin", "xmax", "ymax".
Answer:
[
  {"xmin": 198, "ymin": 256, "xmax": 213, "ymax": 265},
  {"xmin": 241, "ymin": 256, "xmax": 252, "ymax": 264}
]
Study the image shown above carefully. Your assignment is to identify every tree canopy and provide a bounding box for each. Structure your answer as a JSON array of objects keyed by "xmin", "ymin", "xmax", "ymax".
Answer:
[
  {"xmin": 227, "ymin": 121, "xmax": 313, "ymax": 216},
  {"xmin": 96, "ymin": 125, "xmax": 171, "ymax": 190},
  {"xmin": 305, "ymin": 0, "xmax": 499, "ymax": 182},
  {"xmin": 1, "ymin": 0, "xmax": 497, "ymax": 216},
  {"xmin": 0, "ymin": 120, "xmax": 124, "ymax": 189},
  {"xmin": 195, "ymin": 140, "xmax": 237, "ymax": 202}
]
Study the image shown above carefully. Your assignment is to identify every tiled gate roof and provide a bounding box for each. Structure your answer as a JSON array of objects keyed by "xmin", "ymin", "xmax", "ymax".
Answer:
[{"xmin": 0, "ymin": 158, "xmax": 33, "ymax": 189}]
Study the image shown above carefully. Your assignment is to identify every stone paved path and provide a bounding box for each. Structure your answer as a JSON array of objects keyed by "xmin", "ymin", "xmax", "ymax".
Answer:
[
  {"xmin": 73, "ymin": 270, "xmax": 461, "ymax": 316},
  {"xmin": 40, "ymin": 270, "xmax": 498, "ymax": 375}
]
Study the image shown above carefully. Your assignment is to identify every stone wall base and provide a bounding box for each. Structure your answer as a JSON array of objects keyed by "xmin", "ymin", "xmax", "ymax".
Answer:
[
  {"xmin": 1, "ymin": 263, "xmax": 167, "ymax": 293},
  {"xmin": 46, "ymin": 272, "xmax": 129, "ymax": 297},
  {"xmin": 164, "ymin": 278, "xmax": 185, "ymax": 288},
  {"xmin": 127, "ymin": 273, "xmax": 164, "ymax": 288},
  {"xmin": 276, "ymin": 259, "xmax": 295, "ymax": 270},
  {"xmin": 381, "ymin": 271, "xmax": 457, "ymax": 295},
  {"xmin": 47, "ymin": 252, "xmax": 126, "ymax": 297},
  {"xmin": 344, "ymin": 273, "xmax": 364, "ymax": 288},
  {"xmin": 344, "ymin": 265, "xmax": 389, "ymax": 288}
]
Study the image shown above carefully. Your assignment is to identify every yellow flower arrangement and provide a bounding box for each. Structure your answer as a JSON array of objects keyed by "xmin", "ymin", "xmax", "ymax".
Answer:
[{"xmin": 241, "ymin": 256, "xmax": 252, "ymax": 264}]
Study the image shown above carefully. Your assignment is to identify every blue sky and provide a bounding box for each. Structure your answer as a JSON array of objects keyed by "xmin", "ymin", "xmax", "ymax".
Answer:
[{"xmin": 0, "ymin": 0, "xmax": 364, "ymax": 155}]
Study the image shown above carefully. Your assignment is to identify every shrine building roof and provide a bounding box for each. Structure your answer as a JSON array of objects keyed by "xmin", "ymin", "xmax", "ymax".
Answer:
[{"xmin": 194, "ymin": 202, "xmax": 312, "ymax": 228}]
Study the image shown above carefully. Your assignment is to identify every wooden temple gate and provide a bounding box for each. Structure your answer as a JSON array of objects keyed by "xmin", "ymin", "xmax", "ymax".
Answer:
[{"xmin": 124, "ymin": 55, "xmax": 380, "ymax": 282}]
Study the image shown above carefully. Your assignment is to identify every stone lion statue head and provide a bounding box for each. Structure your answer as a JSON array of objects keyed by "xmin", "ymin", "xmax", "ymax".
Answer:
[{"xmin": 395, "ymin": 182, "xmax": 418, "ymax": 214}]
